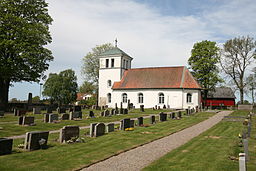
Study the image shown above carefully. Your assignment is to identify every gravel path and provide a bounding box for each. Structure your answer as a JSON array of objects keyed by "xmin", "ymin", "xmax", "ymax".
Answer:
[{"xmin": 82, "ymin": 110, "xmax": 232, "ymax": 171}]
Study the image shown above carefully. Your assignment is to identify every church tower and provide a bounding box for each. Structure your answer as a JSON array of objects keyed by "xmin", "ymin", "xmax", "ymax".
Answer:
[{"xmin": 98, "ymin": 45, "xmax": 133, "ymax": 106}]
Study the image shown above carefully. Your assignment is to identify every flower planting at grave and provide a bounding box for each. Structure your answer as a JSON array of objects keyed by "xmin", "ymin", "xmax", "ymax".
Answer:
[{"xmin": 125, "ymin": 128, "xmax": 134, "ymax": 131}]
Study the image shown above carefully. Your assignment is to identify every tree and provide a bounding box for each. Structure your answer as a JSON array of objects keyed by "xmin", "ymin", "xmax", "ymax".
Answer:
[
  {"xmin": 0, "ymin": 0, "xmax": 53, "ymax": 111},
  {"xmin": 220, "ymin": 36, "xmax": 256, "ymax": 104},
  {"xmin": 32, "ymin": 96, "xmax": 40, "ymax": 103},
  {"xmin": 43, "ymin": 69, "xmax": 78, "ymax": 106},
  {"xmin": 188, "ymin": 40, "xmax": 222, "ymax": 108},
  {"xmin": 246, "ymin": 69, "xmax": 256, "ymax": 105},
  {"xmin": 79, "ymin": 81, "xmax": 96, "ymax": 94}
]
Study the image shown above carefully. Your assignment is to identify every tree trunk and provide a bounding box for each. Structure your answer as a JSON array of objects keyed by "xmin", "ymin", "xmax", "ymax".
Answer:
[
  {"xmin": 240, "ymin": 88, "xmax": 244, "ymax": 104},
  {"xmin": 203, "ymin": 89, "xmax": 208, "ymax": 109},
  {"xmin": 0, "ymin": 79, "xmax": 10, "ymax": 111}
]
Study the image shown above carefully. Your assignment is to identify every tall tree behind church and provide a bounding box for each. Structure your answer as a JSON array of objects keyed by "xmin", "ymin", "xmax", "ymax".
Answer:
[
  {"xmin": 220, "ymin": 36, "xmax": 256, "ymax": 104},
  {"xmin": 81, "ymin": 43, "xmax": 113, "ymax": 104},
  {"xmin": 188, "ymin": 40, "xmax": 222, "ymax": 108},
  {"xmin": 0, "ymin": 0, "xmax": 53, "ymax": 111}
]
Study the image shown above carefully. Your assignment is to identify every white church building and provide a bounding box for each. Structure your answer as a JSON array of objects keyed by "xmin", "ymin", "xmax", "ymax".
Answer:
[{"xmin": 98, "ymin": 46, "xmax": 202, "ymax": 109}]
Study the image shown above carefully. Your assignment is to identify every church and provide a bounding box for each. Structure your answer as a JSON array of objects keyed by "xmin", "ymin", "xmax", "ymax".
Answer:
[{"xmin": 98, "ymin": 46, "xmax": 202, "ymax": 109}]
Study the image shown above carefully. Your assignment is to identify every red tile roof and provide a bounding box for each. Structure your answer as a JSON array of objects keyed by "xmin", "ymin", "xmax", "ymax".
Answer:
[
  {"xmin": 112, "ymin": 66, "xmax": 201, "ymax": 89},
  {"xmin": 76, "ymin": 93, "xmax": 85, "ymax": 101}
]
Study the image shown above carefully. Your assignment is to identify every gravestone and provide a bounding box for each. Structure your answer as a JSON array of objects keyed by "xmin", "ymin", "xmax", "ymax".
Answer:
[
  {"xmin": 115, "ymin": 103, "xmax": 118, "ymax": 110},
  {"xmin": 61, "ymin": 113, "xmax": 69, "ymax": 120},
  {"xmin": 44, "ymin": 113, "xmax": 50, "ymax": 123},
  {"xmin": 239, "ymin": 153, "xmax": 246, "ymax": 171},
  {"xmin": 101, "ymin": 106, "xmax": 105, "ymax": 110},
  {"xmin": 90, "ymin": 123, "xmax": 97, "ymax": 137},
  {"xmin": 104, "ymin": 110, "xmax": 110, "ymax": 117},
  {"xmin": 127, "ymin": 100, "xmax": 130, "ymax": 110},
  {"xmin": 140, "ymin": 105, "xmax": 145, "ymax": 112},
  {"xmin": 73, "ymin": 106, "xmax": 82, "ymax": 112},
  {"xmin": 106, "ymin": 123, "xmax": 115, "ymax": 133},
  {"xmin": 155, "ymin": 105, "xmax": 157, "ymax": 109},
  {"xmin": 248, "ymin": 122, "xmax": 251, "ymax": 137},
  {"xmin": 100, "ymin": 111, "xmax": 104, "ymax": 117},
  {"xmin": 120, "ymin": 118, "xmax": 131, "ymax": 130},
  {"xmin": 70, "ymin": 111, "xmax": 82, "ymax": 120},
  {"xmin": 163, "ymin": 105, "xmax": 166, "ymax": 109},
  {"xmin": 57, "ymin": 107, "xmax": 66, "ymax": 114},
  {"xmin": 94, "ymin": 123, "xmax": 105, "ymax": 137},
  {"xmin": 49, "ymin": 114, "xmax": 58, "ymax": 123},
  {"xmin": 59, "ymin": 126, "xmax": 80, "ymax": 143},
  {"xmin": 178, "ymin": 111, "xmax": 182, "ymax": 118},
  {"xmin": 130, "ymin": 120, "xmax": 135, "ymax": 128},
  {"xmin": 124, "ymin": 109, "xmax": 128, "ymax": 114},
  {"xmin": 171, "ymin": 112, "xmax": 176, "ymax": 119},
  {"xmin": 111, "ymin": 109, "xmax": 115, "ymax": 115},
  {"xmin": 33, "ymin": 107, "xmax": 41, "ymax": 114},
  {"xmin": 150, "ymin": 115, "xmax": 156, "ymax": 124},
  {"xmin": 158, "ymin": 106, "xmax": 160, "ymax": 110},
  {"xmin": 115, "ymin": 109, "xmax": 119, "ymax": 115},
  {"xmin": 89, "ymin": 111, "xmax": 95, "ymax": 118},
  {"xmin": 0, "ymin": 111, "xmax": 4, "ymax": 117},
  {"xmin": 46, "ymin": 107, "xmax": 53, "ymax": 113},
  {"xmin": 137, "ymin": 117, "xmax": 143, "ymax": 126},
  {"xmin": 19, "ymin": 116, "xmax": 35, "ymax": 125},
  {"xmin": 159, "ymin": 112, "xmax": 167, "ymax": 122},
  {"xmin": 120, "ymin": 108, "xmax": 124, "ymax": 114},
  {"xmin": 120, "ymin": 102, "xmax": 123, "ymax": 109},
  {"xmin": 24, "ymin": 131, "xmax": 49, "ymax": 151},
  {"xmin": 243, "ymin": 139, "xmax": 249, "ymax": 161},
  {"xmin": 0, "ymin": 138, "xmax": 13, "ymax": 155},
  {"xmin": 186, "ymin": 109, "xmax": 189, "ymax": 115},
  {"xmin": 17, "ymin": 110, "xmax": 27, "ymax": 116},
  {"xmin": 13, "ymin": 108, "xmax": 18, "ymax": 116}
]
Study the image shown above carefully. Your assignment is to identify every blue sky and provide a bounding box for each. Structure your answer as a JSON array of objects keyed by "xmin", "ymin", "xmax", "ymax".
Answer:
[{"xmin": 9, "ymin": 0, "xmax": 256, "ymax": 101}]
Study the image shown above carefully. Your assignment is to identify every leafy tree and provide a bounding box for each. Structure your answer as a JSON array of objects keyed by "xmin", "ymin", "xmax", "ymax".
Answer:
[
  {"xmin": 0, "ymin": 0, "xmax": 53, "ymax": 110},
  {"xmin": 43, "ymin": 69, "xmax": 78, "ymax": 106},
  {"xmin": 32, "ymin": 96, "xmax": 40, "ymax": 103},
  {"xmin": 220, "ymin": 36, "xmax": 256, "ymax": 104},
  {"xmin": 246, "ymin": 69, "xmax": 256, "ymax": 105},
  {"xmin": 79, "ymin": 81, "xmax": 96, "ymax": 94},
  {"xmin": 188, "ymin": 40, "xmax": 222, "ymax": 108}
]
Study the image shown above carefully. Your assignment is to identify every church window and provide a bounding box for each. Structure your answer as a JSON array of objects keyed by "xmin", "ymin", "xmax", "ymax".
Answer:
[
  {"xmin": 111, "ymin": 59, "xmax": 114, "ymax": 67},
  {"xmin": 187, "ymin": 93, "xmax": 192, "ymax": 103},
  {"xmin": 106, "ymin": 59, "xmax": 109, "ymax": 68},
  {"xmin": 138, "ymin": 93, "xmax": 143, "ymax": 103},
  {"xmin": 107, "ymin": 93, "xmax": 111, "ymax": 103},
  {"xmin": 122, "ymin": 93, "xmax": 127, "ymax": 103},
  {"xmin": 159, "ymin": 93, "xmax": 164, "ymax": 104},
  {"xmin": 123, "ymin": 59, "xmax": 126, "ymax": 68},
  {"xmin": 107, "ymin": 80, "xmax": 111, "ymax": 87}
]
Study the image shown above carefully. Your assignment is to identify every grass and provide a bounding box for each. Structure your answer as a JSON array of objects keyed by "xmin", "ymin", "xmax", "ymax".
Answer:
[
  {"xmin": 143, "ymin": 110, "xmax": 255, "ymax": 171},
  {"xmin": 0, "ymin": 111, "xmax": 215, "ymax": 171},
  {"xmin": 0, "ymin": 108, "xmax": 172, "ymax": 137}
]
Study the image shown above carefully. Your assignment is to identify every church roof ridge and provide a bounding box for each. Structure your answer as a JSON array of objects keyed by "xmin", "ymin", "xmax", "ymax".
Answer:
[
  {"xmin": 127, "ymin": 66, "xmax": 185, "ymax": 71},
  {"xmin": 99, "ymin": 47, "xmax": 132, "ymax": 58}
]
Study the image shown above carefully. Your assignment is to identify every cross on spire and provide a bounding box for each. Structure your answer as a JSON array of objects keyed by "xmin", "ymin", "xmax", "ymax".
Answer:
[{"xmin": 115, "ymin": 38, "xmax": 118, "ymax": 47}]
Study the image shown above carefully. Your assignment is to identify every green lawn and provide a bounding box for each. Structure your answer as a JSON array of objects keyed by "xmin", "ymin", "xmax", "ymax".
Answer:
[
  {"xmin": 0, "ymin": 111, "xmax": 215, "ymax": 171},
  {"xmin": 0, "ymin": 108, "xmax": 172, "ymax": 137},
  {"xmin": 143, "ymin": 110, "xmax": 255, "ymax": 171}
]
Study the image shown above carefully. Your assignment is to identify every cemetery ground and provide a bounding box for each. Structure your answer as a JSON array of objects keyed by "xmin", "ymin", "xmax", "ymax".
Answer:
[
  {"xmin": 0, "ymin": 110, "xmax": 216, "ymax": 171},
  {"xmin": 143, "ymin": 110, "xmax": 256, "ymax": 171}
]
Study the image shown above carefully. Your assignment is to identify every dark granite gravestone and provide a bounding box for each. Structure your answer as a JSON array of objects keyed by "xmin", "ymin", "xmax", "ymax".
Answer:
[
  {"xmin": 111, "ymin": 109, "xmax": 115, "ymax": 115},
  {"xmin": 130, "ymin": 120, "xmax": 135, "ymax": 128},
  {"xmin": 106, "ymin": 123, "xmax": 115, "ymax": 133},
  {"xmin": 178, "ymin": 111, "xmax": 182, "ymax": 118},
  {"xmin": 49, "ymin": 114, "xmax": 58, "ymax": 123},
  {"xmin": 150, "ymin": 115, "xmax": 156, "ymax": 124},
  {"xmin": 115, "ymin": 109, "xmax": 119, "ymax": 114},
  {"xmin": 155, "ymin": 105, "xmax": 157, "ymax": 109},
  {"xmin": 89, "ymin": 111, "xmax": 95, "ymax": 118},
  {"xmin": 57, "ymin": 107, "xmax": 66, "ymax": 114},
  {"xmin": 140, "ymin": 105, "xmax": 145, "ymax": 112},
  {"xmin": 33, "ymin": 107, "xmax": 41, "ymax": 114},
  {"xmin": 120, "ymin": 108, "xmax": 124, "ymax": 114},
  {"xmin": 104, "ymin": 110, "xmax": 110, "ymax": 117},
  {"xmin": 90, "ymin": 123, "xmax": 97, "ymax": 137},
  {"xmin": 44, "ymin": 113, "xmax": 50, "ymax": 123},
  {"xmin": 61, "ymin": 113, "xmax": 69, "ymax": 120},
  {"xmin": 163, "ymin": 105, "xmax": 166, "ymax": 109},
  {"xmin": 186, "ymin": 109, "xmax": 189, "ymax": 115},
  {"xmin": 0, "ymin": 138, "xmax": 13, "ymax": 155},
  {"xmin": 100, "ymin": 111, "xmax": 104, "ymax": 117},
  {"xmin": 159, "ymin": 112, "xmax": 167, "ymax": 122},
  {"xmin": 158, "ymin": 106, "xmax": 161, "ymax": 110},
  {"xmin": 73, "ymin": 106, "xmax": 82, "ymax": 112},
  {"xmin": 18, "ymin": 116, "xmax": 35, "ymax": 125},
  {"xmin": 0, "ymin": 111, "xmax": 4, "ymax": 117},
  {"xmin": 24, "ymin": 131, "xmax": 49, "ymax": 151},
  {"xmin": 137, "ymin": 117, "xmax": 143, "ymax": 126},
  {"xmin": 120, "ymin": 118, "xmax": 131, "ymax": 130},
  {"xmin": 17, "ymin": 110, "xmax": 27, "ymax": 116},
  {"xmin": 94, "ymin": 123, "xmax": 105, "ymax": 137},
  {"xmin": 70, "ymin": 111, "xmax": 82, "ymax": 120},
  {"xmin": 59, "ymin": 126, "xmax": 80, "ymax": 143},
  {"xmin": 171, "ymin": 112, "xmax": 176, "ymax": 119},
  {"xmin": 115, "ymin": 103, "xmax": 118, "ymax": 110},
  {"xmin": 124, "ymin": 109, "xmax": 128, "ymax": 114}
]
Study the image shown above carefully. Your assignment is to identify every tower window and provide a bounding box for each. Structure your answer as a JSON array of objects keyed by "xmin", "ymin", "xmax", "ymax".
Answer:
[
  {"xmin": 187, "ymin": 93, "xmax": 192, "ymax": 103},
  {"xmin": 159, "ymin": 93, "xmax": 164, "ymax": 104},
  {"xmin": 111, "ymin": 59, "xmax": 114, "ymax": 68},
  {"xmin": 138, "ymin": 93, "xmax": 143, "ymax": 103},
  {"xmin": 122, "ymin": 93, "xmax": 127, "ymax": 103},
  {"xmin": 106, "ymin": 59, "xmax": 109, "ymax": 68},
  {"xmin": 107, "ymin": 93, "xmax": 111, "ymax": 103},
  {"xmin": 107, "ymin": 80, "xmax": 111, "ymax": 87}
]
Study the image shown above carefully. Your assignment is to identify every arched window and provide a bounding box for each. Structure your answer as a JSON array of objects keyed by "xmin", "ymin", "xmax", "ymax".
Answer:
[
  {"xmin": 122, "ymin": 93, "xmax": 127, "ymax": 103},
  {"xmin": 107, "ymin": 93, "xmax": 111, "ymax": 103},
  {"xmin": 187, "ymin": 93, "xmax": 192, "ymax": 103},
  {"xmin": 138, "ymin": 93, "xmax": 143, "ymax": 103},
  {"xmin": 107, "ymin": 80, "xmax": 111, "ymax": 87},
  {"xmin": 159, "ymin": 93, "xmax": 164, "ymax": 104}
]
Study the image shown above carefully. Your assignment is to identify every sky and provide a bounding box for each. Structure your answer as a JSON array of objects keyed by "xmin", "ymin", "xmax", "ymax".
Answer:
[{"xmin": 9, "ymin": 0, "xmax": 256, "ymax": 101}]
